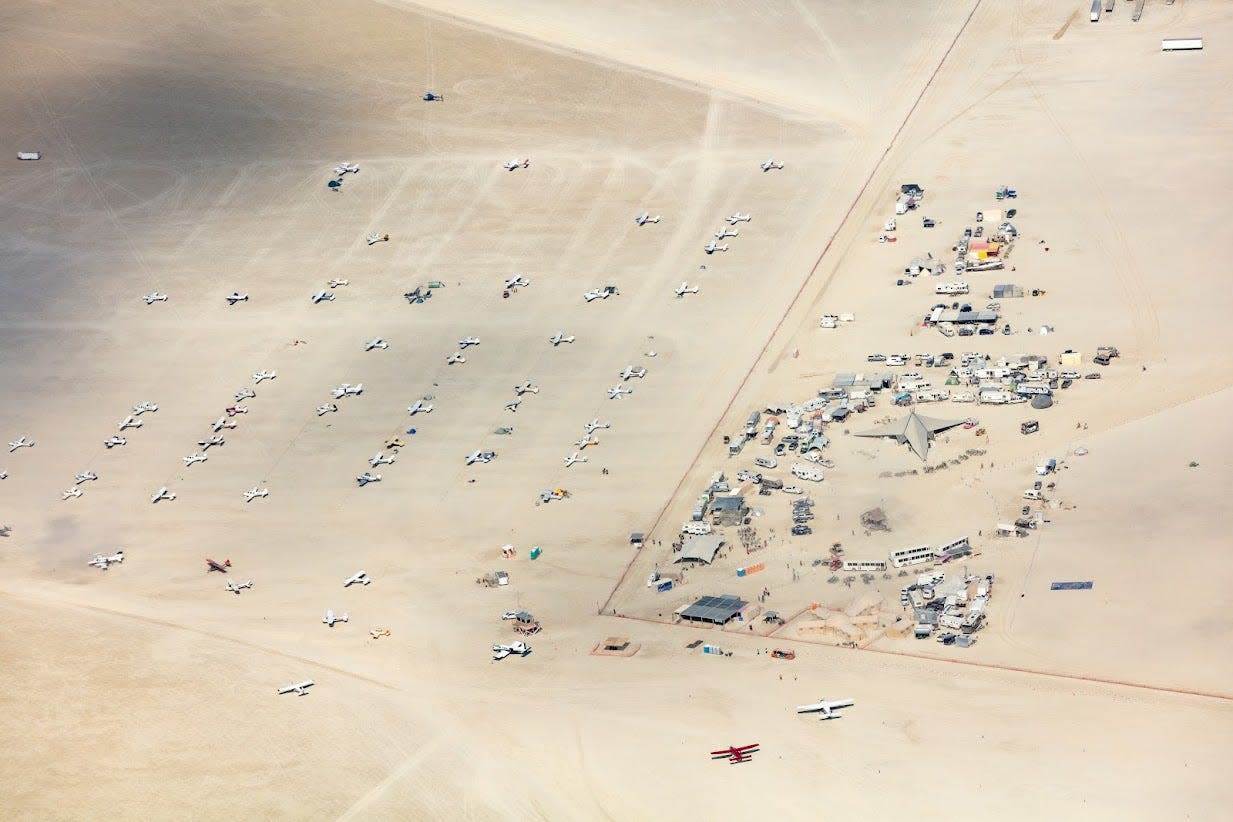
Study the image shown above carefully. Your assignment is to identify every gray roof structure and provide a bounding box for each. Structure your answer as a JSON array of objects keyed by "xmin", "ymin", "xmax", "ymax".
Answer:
[
  {"xmin": 676, "ymin": 535, "xmax": 724, "ymax": 564},
  {"xmin": 679, "ymin": 594, "xmax": 748, "ymax": 624},
  {"xmin": 854, "ymin": 410, "xmax": 966, "ymax": 460}
]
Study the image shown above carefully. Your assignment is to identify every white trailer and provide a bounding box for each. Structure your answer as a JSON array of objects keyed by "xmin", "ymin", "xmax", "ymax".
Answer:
[
  {"xmin": 17, "ymin": 151, "xmax": 40, "ymax": 161},
  {"xmin": 1161, "ymin": 38, "xmax": 1203, "ymax": 51},
  {"xmin": 934, "ymin": 282, "xmax": 970, "ymax": 295},
  {"xmin": 790, "ymin": 464, "xmax": 824, "ymax": 482}
]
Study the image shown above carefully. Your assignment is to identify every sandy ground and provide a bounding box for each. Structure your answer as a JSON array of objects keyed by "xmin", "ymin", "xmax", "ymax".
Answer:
[{"xmin": 1, "ymin": 0, "xmax": 1231, "ymax": 819}]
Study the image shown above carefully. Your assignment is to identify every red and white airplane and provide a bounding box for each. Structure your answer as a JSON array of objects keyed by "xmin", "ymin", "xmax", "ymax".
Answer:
[
  {"xmin": 205, "ymin": 557, "xmax": 232, "ymax": 573},
  {"xmin": 711, "ymin": 743, "xmax": 759, "ymax": 764}
]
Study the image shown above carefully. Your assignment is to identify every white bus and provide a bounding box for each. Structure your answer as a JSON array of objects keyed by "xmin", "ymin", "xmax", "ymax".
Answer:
[
  {"xmin": 889, "ymin": 544, "xmax": 934, "ymax": 568},
  {"xmin": 842, "ymin": 560, "xmax": 887, "ymax": 573}
]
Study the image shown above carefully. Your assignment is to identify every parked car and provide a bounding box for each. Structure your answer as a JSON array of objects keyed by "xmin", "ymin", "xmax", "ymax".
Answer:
[
  {"xmin": 867, "ymin": 353, "xmax": 887, "ymax": 362},
  {"xmin": 886, "ymin": 355, "xmax": 906, "ymax": 366},
  {"xmin": 978, "ymin": 327, "xmax": 994, "ymax": 335},
  {"xmin": 782, "ymin": 485, "xmax": 803, "ymax": 495},
  {"xmin": 791, "ymin": 524, "xmax": 812, "ymax": 536},
  {"xmin": 923, "ymin": 218, "xmax": 936, "ymax": 228},
  {"xmin": 1002, "ymin": 324, "xmax": 1012, "ymax": 335},
  {"xmin": 774, "ymin": 443, "xmax": 787, "ymax": 457},
  {"xmin": 1060, "ymin": 379, "xmax": 1073, "ymax": 389},
  {"xmin": 1084, "ymin": 372, "xmax": 1102, "ymax": 380}
]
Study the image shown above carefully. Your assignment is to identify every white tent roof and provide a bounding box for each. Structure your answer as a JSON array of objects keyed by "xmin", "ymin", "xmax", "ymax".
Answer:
[{"xmin": 676, "ymin": 535, "xmax": 723, "ymax": 564}]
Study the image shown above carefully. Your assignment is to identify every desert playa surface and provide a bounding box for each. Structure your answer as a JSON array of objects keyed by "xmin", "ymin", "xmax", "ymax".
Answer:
[{"xmin": 1, "ymin": 0, "xmax": 1231, "ymax": 819}]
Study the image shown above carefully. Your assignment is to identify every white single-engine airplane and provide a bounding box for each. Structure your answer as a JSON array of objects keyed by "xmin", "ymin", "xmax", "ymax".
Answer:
[
  {"xmin": 150, "ymin": 487, "xmax": 176, "ymax": 504},
  {"xmin": 344, "ymin": 571, "xmax": 371, "ymax": 588},
  {"xmin": 726, "ymin": 212, "xmax": 752, "ymax": 225},
  {"xmin": 132, "ymin": 401, "xmax": 159, "ymax": 415},
  {"xmin": 504, "ymin": 400, "xmax": 521, "ymax": 412},
  {"xmin": 88, "ymin": 550, "xmax": 124, "ymax": 570},
  {"xmin": 104, "ymin": 436, "xmax": 127, "ymax": 449},
  {"xmin": 212, "ymin": 415, "xmax": 237, "ymax": 432},
  {"xmin": 74, "ymin": 471, "xmax": 99, "ymax": 484},
  {"xmin": 714, "ymin": 226, "xmax": 739, "ymax": 239},
  {"xmin": 458, "ymin": 336, "xmax": 481, "ymax": 349},
  {"xmin": 407, "ymin": 399, "xmax": 433, "ymax": 416},
  {"xmin": 504, "ymin": 275, "xmax": 529, "ymax": 290},
  {"xmin": 503, "ymin": 158, "xmax": 529, "ymax": 171},
  {"xmin": 278, "ymin": 680, "xmax": 314, "ymax": 696},
  {"xmin": 244, "ymin": 486, "xmax": 269, "ymax": 502},
  {"xmin": 795, "ymin": 698, "xmax": 854, "ymax": 720},
  {"xmin": 549, "ymin": 331, "xmax": 575, "ymax": 346},
  {"xmin": 634, "ymin": 212, "xmax": 661, "ymax": 226},
  {"xmin": 118, "ymin": 416, "xmax": 142, "ymax": 431},
  {"xmin": 62, "ymin": 487, "xmax": 82, "ymax": 500},
  {"xmin": 323, "ymin": 609, "xmax": 349, "ymax": 627},
  {"xmin": 235, "ymin": 388, "xmax": 256, "ymax": 401},
  {"xmin": 225, "ymin": 404, "xmax": 249, "ymax": 417},
  {"xmin": 607, "ymin": 385, "xmax": 633, "ymax": 399},
  {"xmin": 356, "ymin": 472, "xmax": 381, "ymax": 486},
  {"xmin": 464, "ymin": 450, "xmax": 495, "ymax": 465},
  {"xmin": 369, "ymin": 452, "xmax": 395, "ymax": 467},
  {"xmin": 584, "ymin": 419, "xmax": 610, "ymax": 435},
  {"xmin": 575, "ymin": 435, "xmax": 598, "ymax": 450},
  {"xmin": 183, "ymin": 453, "xmax": 208, "ymax": 467},
  {"xmin": 492, "ymin": 640, "xmax": 531, "ymax": 659},
  {"xmin": 620, "ymin": 365, "xmax": 647, "ymax": 380},
  {"xmin": 513, "ymin": 381, "xmax": 539, "ymax": 396},
  {"xmin": 704, "ymin": 241, "xmax": 729, "ymax": 254},
  {"xmin": 142, "ymin": 292, "xmax": 168, "ymax": 305},
  {"xmin": 253, "ymin": 370, "xmax": 276, "ymax": 384},
  {"xmin": 226, "ymin": 292, "xmax": 249, "ymax": 305},
  {"xmin": 316, "ymin": 403, "xmax": 339, "ymax": 416},
  {"xmin": 447, "ymin": 352, "xmax": 466, "ymax": 365},
  {"xmin": 226, "ymin": 579, "xmax": 254, "ymax": 594},
  {"xmin": 327, "ymin": 278, "xmax": 349, "ymax": 288},
  {"xmin": 197, "ymin": 436, "xmax": 224, "ymax": 450},
  {"xmin": 364, "ymin": 338, "xmax": 388, "ymax": 351},
  {"xmin": 563, "ymin": 452, "xmax": 587, "ymax": 467},
  {"xmin": 8, "ymin": 437, "xmax": 34, "ymax": 453},
  {"xmin": 366, "ymin": 232, "xmax": 390, "ymax": 245},
  {"xmin": 332, "ymin": 383, "xmax": 363, "ymax": 399},
  {"xmin": 674, "ymin": 282, "xmax": 700, "ymax": 298},
  {"xmin": 311, "ymin": 289, "xmax": 335, "ymax": 304},
  {"xmin": 761, "ymin": 159, "xmax": 785, "ymax": 172},
  {"xmin": 335, "ymin": 162, "xmax": 359, "ymax": 176}
]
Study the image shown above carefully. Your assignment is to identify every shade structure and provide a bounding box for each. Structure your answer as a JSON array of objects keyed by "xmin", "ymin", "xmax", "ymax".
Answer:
[{"xmin": 854, "ymin": 411, "xmax": 965, "ymax": 460}]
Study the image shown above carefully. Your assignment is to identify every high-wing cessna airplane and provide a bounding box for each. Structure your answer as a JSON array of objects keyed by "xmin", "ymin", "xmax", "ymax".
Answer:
[
  {"xmin": 795, "ymin": 698, "xmax": 854, "ymax": 720},
  {"xmin": 549, "ymin": 331, "xmax": 575, "ymax": 346}
]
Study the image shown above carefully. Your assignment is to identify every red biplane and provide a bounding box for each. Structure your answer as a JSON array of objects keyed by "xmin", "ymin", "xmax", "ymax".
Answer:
[
  {"xmin": 206, "ymin": 558, "xmax": 232, "ymax": 573},
  {"xmin": 711, "ymin": 743, "xmax": 759, "ymax": 764}
]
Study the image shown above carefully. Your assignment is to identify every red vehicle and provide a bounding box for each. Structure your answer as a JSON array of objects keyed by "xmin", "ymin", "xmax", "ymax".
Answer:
[
  {"xmin": 205, "ymin": 558, "xmax": 232, "ymax": 573},
  {"xmin": 711, "ymin": 743, "xmax": 759, "ymax": 764}
]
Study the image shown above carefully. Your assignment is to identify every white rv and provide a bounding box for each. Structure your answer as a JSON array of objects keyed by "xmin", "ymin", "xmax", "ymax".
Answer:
[{"xmin": 935, "ymin": 282, "xmax": 970, "ymax": 296}]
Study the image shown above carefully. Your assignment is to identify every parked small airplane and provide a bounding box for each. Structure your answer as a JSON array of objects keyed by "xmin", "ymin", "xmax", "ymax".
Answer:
[
  {"xmin": 407, "ymin": 399, "xmax": 433, "ymax": 416},
  {"xmin": 364, "ymin": 338, "xmax": 388, "ymax": 351},
  {"xmin": 8, "ymin": 437, "xmax": 34, "ymax": 453},
  {"xmin": 385, "ymin": 436, "xmax": 405, "ymax": 450},
  {"xmin": 711, "ymin": 743, "xmax": 760, "ymax": 764},
  {"xmin": 182, "ymin": 452, "xmax": 208, "ymax": 467},
  {"xmin": 674, "ymin": 282, "xmax": 700, "ymax": 298},
  {"xmin": 761, "ymin": 159, "xmax": 785, "ymax": 172},
  {"xmin": 226, "ymin": 292, "xmax": 249, "ymax": 305},
  {"xmin": 327, "ymin": 278, "xmax": 349, "ymax": 288},
  {"xmin": 575, "ymin": 435, "xmax": 598, "ymax": 450},
  {"xmin": 549, "ymin": 331, "xmax": 575, "ymax": 346},
  {"xmin": 704, "ymin": 242, "xmax": 729, "ymax": 254},
  {"xmin": 323, "ymin": 609, "xmax": 349, "ymax": 627},
  {"xmin": 492, "ymin": 640, "xmax": 531, "ymax": 659},
  {"xmin": 504, "ymin": 400, "xmax": 521, "ymax": 413},
  {"xmin": 366, "ymin": 232, "xmax": 390, "ymax": 245},
  {"xmin": 62, "ymin": 487, "xmax": 82, "ymax": 500},
  {"xmin": 197, "ymin": 435, "xmax": 224, "ymax": 450},
  {"xmin": 504, "ymin": 275, "xmax": 529, "ymax": 290},
  {"xmin": 458, "ymin": 336, "xmax": 481, "ymax": 349},
  {"xmin": 243, "ymin": 486, "xmax": 269, "ymax": 502},
  {"xmin": 335, "ymin": 162, "xmax": 359, "ymax": 176},
  {"xmin": 225, "ymin": 404, "xmax": 249, "ymax": 416},
  {"xmin": 332, "ymin": 383, "xmax": 363, "ymax": 399},
  {"xmin": 447, "ymin": 352, "xmax": 466, "ymax": 365},
  {"xmin": 513, "ymin": 381, "xmax": 539, "ymax": 396},
  {"xmin": 404, "ymin": 285, "xmax": 430, "ymax": 304},
  {"xmin": 464, "ymin": 450, "xmax": 496, "ymax": 465},
  {"xmin": 795, "ymin": 698, "xmax": 855, "ymax": 720},
  {"xmin": 235, "ymin": 388, "xmax": 256, "ymax": 401},
  {"xmin": 344, "ymin": 571, "xmax": 371, "ymax": 588},
  {"xmin": 142, "ymin": 292, "xmax": 168, "ymax": 304},
  {"xmin": 212, "ymin": 415, "xmax": 237, "ymax": 432},
  {"xmin": 151, "ymin": 487, "xmax": 176, "ymax": 504},
  {"xmin": 634, "ymin": 212, "xmax": 661, "ymax": 226},
  {"xmin": 103, "ymin": 436, "xmax": 127, "ymax": 449},
  {"xmin": 316, "ymin": 403, "xmax": 339, "ymax": 416},
  {"xmin": 74, "ymin": 470, "xmax": 98, "ymax": 484},
  {"xmin": 226, "ymin": 579, "xmax": 253, "ymax": 594},
  {"xmin": 118, "ymin": 416, "xmax": 143, "ymax": 431},
  {"xmin": 205, "ymin": 557, "xmax": 230, "ymax": 573},
  {"xmin": 423, "ymin": 91, "xmax": 443, "ymax": 101},
  {"xmin": 607, "ymin": 385, "xmax": 634, "ymax": 399},
  {"xmin": 356, "ymin": 472, "xmax": 381, "ymax": 487},
  {"xmin": 714, "ymin": 226, "xmax": 739, "ymax": 239},
  {"xmin": 88, "ymin": 550, "xmax": 124, "ymax": 570},
  {"xmin": 583, "ymin": 285, "xmax": 619, "ymax": 302},
  {"xmin": 725, "ymin": 212, "xmax": 752, "ymax": 225},
  {"xmin": 503, "ymin": 158, "xmax": 530, "ymax": 171},
  {"xmin": 278, "ymin": 680, "xmax": 314, "ymax": 696},
  {"xmin": 563, "ymin": 452, "xmax": 587, "ymax": 467},
  {"xmin": 132, "ymin": 401, "xmax": 159, "ymax": 415},
  {"xmin": 253, "ymin": 370, "xmax": 276, "ymax": 384},
  {"xmin": 311, "ymin": 290, "xmax": 335, "ymax": 304},
  {"xmin": 369, "ymin": 452, "xmax": 395, "ymax": 467},
  {"xmin": 584, "ymin": 419, "xmax": 611, "ymax": 435}
]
